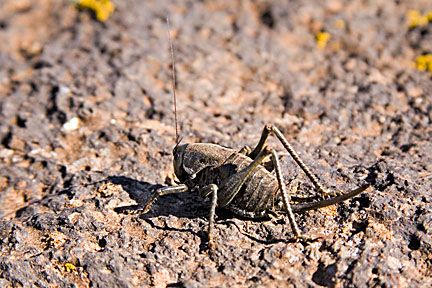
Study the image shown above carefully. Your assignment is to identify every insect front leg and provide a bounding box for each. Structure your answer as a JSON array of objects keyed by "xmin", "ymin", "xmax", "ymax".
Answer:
[
  {"xmin": 115, "ymin": 184, "xmax": 188, "ymax": 214},
  {"xmin": 198, "ymin": 184, "xmax": 218, "ymax": 249}
]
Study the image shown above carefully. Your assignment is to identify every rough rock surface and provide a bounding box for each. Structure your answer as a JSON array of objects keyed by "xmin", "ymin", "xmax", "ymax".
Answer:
[{"xmin": 0, "ymin": 0, "xmax": 431, "ymax": 287}]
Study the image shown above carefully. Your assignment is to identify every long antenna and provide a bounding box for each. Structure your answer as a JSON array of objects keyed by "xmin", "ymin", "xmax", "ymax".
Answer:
[{"xmin": 166, "ymin": 17, "xmax": 180, "ymax": 144}]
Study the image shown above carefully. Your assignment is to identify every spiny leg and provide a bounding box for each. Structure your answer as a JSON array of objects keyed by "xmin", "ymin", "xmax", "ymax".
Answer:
[
  {"xmin": 249, "ymin": 124, "xmax": 273, "ymax": 159},
  {"xmin": 250, "ymin": 124, "xmax": 336, "ymax": 197},
  {"xmin": 271, "ymin": 149, "xmax": 300, "ymax": 237},
  {"xmin": 238, "ymin": 146, "xmax": 252, "ymax": 155},
  {"xmin": 115, "ymin": 184, "xmax": 188, "ymax": 214},
  {"xmin": 271, "ymin": 126, "xmax": 371, "ymax": 200},
  {"xmin": 199, "ymin": 184, "xmax": 218, "ymax": 249},
  {"xmin": 291, "ymin": 184, "xmax": 369, "ymax": 212}
]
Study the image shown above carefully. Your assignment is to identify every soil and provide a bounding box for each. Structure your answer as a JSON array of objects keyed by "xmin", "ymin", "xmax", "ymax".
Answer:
[{"xmin": 0, "ymin": 0, "xmax": 431, "ymax": 287}]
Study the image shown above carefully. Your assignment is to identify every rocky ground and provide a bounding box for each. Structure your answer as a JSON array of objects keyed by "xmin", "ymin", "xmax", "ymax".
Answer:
[{"xmin": 0, "ymin": 0, "xmax": 431, "ymax": 287}]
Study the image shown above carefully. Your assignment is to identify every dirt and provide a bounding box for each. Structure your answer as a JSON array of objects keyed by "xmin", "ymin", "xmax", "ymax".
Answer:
[{"xmin": 0, "ymin": 0, "xmax": 431, "ymax": 287}]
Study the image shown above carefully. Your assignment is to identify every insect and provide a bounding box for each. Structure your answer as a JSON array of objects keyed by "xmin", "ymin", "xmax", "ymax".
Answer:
[{"xmin": 116, "ymin": 18, "xmax": 369, "ymax": 248}]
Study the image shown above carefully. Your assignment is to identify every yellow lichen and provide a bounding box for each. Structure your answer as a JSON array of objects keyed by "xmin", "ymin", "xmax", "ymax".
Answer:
[
  {"xmin": 427, "ymin": 11, "xmax": 432, "ymax": 22},
  {"xmin": 334, "ymin": 19, "xmax": 345, "ymax": 30},
  {"xmin": 76, "ymin": 0, "xmax": 115, "ymax": 22},
  {"xmin": 64, "ymin": 262, "xmax": 76, "ymax": 272},
  {"xmin": 415, "ymin": 54, "xmax": 432, "ymax": 73},
  {"xmin": 316, "ymin": 31, "xmax": 331, "ymax": 49},
  {"xmin": 406, "ymin": 10, "xmax": 430, "ymax": 29}
]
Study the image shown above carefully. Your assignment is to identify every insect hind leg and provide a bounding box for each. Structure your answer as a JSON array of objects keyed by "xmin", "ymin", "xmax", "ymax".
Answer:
[
  {"xmin": 271, "ymin": 149, "xmax": 300, "ymax": 237},
  {"xmin": 238, "ymin": 146, "xmax": 252, "ymax": 155},
  {"xmin": 250, "ymin": 124, "xmax": 336, "ymax": 197}
]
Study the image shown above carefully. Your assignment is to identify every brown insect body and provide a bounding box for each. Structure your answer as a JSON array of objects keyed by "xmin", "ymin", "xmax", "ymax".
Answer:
[
  {"xmin": 173, "ymin": 139, "xmax": 368, "ymax": 220},
  {"xmin": 174, "ymin": 142, "xmax": 280, "ymax": 217},
  {"xmin": 116, "ymin": 18, "xmax": 369, "ymax": 247}
]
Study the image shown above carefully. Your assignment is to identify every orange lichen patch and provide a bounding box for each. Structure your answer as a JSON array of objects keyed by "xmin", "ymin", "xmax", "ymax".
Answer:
[
  {"xmin": 316, "ymin": 31, "xmax": 331, "ymax": 49},
  {"xmin": 76, "ymin": 0, "xmax": 115, "ymax": 22},
  {"xmin": 415, "ymin": 54, "xmax": 432, "ymax": 73},
  {"xmin": 48, "ymin": 258, "xmax": 90, "ymax": 286},
  {"xmin": 64, "ymin": 262, "xmax": 76, "ymax": 272},
  {"xmin": 334, "ymin": 19, "xmax": 346, "ymax": 30},
  {"xmin": 427, "ymin": 10, "xmax": 432, "ymax": 21},
  {"xmin": 406, "ymin": 10, "xmax": 431, "ymax": 29}
]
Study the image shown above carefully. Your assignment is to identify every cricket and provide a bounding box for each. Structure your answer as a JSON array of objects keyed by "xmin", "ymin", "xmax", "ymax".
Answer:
[{"xmin": 116, "ymin": 18, "xmax": 369, "ymax": 248}]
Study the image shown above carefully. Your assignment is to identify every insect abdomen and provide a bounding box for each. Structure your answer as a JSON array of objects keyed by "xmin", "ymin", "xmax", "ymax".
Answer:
[{"xmin": 227, "ymin": 153, "xmax": 279, "ymax": 213}]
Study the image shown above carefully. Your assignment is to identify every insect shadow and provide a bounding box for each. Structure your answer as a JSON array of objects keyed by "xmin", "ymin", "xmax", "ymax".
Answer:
[
  {"xmin": 109, "ymin": 175, "xmax": 210, "ymax": 220},
  {"xmin": 109, "ymin": 175, "xmax": 231, "ymax": 249},
  {"xmin": 109, "ymin": 175, "xmax": 271, "ymax": 230},
  {"xmin": 109, "ymin": 175, "xmax": 317, "ymax": 244}
]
